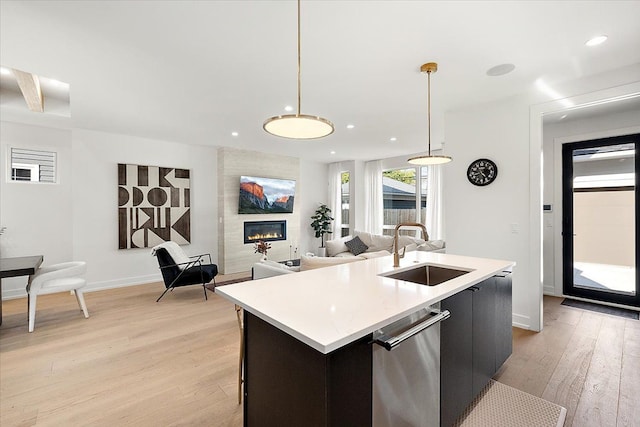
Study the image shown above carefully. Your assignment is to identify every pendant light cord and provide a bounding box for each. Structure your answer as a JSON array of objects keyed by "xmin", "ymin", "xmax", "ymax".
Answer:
[
  {"xmin": 427, "ymin": 70, "xmax": 431, "ymax": 155},
  {"xmin": 297, "ymin": 0, "xmax": 301, "ymax": 117}
]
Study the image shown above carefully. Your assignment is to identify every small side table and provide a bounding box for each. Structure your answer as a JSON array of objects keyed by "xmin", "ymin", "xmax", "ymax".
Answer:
[{"xmin": 279, "ymin": 259, "xmax": 301, "ymax": 267}]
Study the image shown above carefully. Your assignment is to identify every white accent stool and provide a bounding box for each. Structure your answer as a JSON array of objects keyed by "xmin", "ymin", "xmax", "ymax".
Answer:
[{"xmin": 26, "ymin": 261, "xmax": 89, "ymax": 332}]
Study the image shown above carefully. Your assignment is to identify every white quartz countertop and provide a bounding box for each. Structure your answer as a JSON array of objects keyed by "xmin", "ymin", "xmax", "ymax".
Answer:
[{"xmin": 216, "ymin": 251, "xmax": 515, "ymax": 354}]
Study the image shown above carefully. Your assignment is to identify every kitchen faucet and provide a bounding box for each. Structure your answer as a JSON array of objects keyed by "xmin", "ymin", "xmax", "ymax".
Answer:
[{"xmin": 393, "ymin": 222, "xmax": 429, "ymax": 267}]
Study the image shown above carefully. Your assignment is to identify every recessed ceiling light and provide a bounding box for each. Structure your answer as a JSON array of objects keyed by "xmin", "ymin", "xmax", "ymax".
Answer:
[
  {"xmin": 390, "ymin": 137, "xmax": 397, "ymax": 142},
  {"xmin": 346, "ymin": 124, "xmax": 355, "ymax": 129},
  {"xmin": 0, "ymin": 67, "xmax": 11, "ymax": 75},
  {"xmin": 486, "ymin": 63, "xmax": 516, "ymax": 77},
  {"xmin": 231, "ymin": 131, "xmax": 239, "ymax": 137},
  {"xmin": 284, "ymin": 105, "xmax": 294, "ymax": 112},
  {"xmin": 559, "ymin": 114, "xmax": 568, "ymax": 120},
  {"xmin": 330, "ymin": 151, "xmax": 336, "ymax": 155},
  {"xmin": 585, "ymin": 35, "xmax": 607, "ymax": 47}
]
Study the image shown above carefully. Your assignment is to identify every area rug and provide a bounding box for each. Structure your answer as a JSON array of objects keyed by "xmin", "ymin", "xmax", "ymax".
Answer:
[
  {"xmin": 205, "ymin": 276, "xmax": 251, "ymax": 291},
  {"xmin": 561, "ymin": 298, "xmax": 638, "ymax": 320},
  {"xmin": 455, "ymin": 380, "xmax": 567, "ymax": 427}
]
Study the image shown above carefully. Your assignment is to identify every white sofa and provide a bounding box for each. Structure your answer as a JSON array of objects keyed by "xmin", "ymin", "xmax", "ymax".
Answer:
[
  {"xmin": 252, "ymin": 259, "xmax": 300, "ymax": 279},
  {"xmin": 252, "ymin": 230, "xmax": 445, "ymax": 280},
  {"xmin": 325, "ymin": 230, "xmax": 445, "ymax": 258},
  {"xmin": 252, "ymin": 250, "xmax": 391, "ymax": 280}
]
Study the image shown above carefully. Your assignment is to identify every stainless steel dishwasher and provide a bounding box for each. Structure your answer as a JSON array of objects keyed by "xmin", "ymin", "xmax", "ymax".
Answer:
[{"xmin": 372, "ymin": 305, "xmax": 450, "ymax": 427}]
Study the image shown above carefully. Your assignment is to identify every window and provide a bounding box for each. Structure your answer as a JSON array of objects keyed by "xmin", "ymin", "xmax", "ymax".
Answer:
[
  {"xmin": 10, "ymin": 148, "xmax": 56, "ymax": 183},
  {"xmin": 420, "ymin": 166, "xmax": 428, "ymax": 225},
  {"xmin": 11, "ymin": 162, "xmax": 39, "ymax": 181},
  {"xmin": 341, "ymin": 171, "xmax": 350, "ymax": 237},
  {"xmin": 382, "ymin": 167, "xmax": 427, "ymax": 236}
]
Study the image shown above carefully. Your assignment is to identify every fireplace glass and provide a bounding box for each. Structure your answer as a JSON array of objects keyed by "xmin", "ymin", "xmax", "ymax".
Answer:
[{"xmin": 244, "ymin": 220, "xmax": 287, "ymax": 244}]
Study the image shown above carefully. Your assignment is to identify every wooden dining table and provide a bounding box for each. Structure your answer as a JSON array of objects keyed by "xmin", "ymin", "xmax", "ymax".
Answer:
[{"xmin": 0, "ymin": 255, "xmax": 44, "ymax": 325}]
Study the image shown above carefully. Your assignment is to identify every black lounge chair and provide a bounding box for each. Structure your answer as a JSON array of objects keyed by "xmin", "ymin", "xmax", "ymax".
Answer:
[{"xmin": 151, "ymin": 242, "xmax": 218, "ymax": 302}]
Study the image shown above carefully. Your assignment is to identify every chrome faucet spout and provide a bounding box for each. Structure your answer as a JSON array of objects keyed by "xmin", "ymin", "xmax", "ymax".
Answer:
[{"xmin": 393, "ymin": 222, "xmax": 429, "ymax": 267}]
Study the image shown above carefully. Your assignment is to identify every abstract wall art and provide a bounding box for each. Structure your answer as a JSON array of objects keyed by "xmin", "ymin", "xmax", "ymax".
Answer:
[{"xmin": 118, "ymin": 163, "xmax": 190, "ymax": 249}]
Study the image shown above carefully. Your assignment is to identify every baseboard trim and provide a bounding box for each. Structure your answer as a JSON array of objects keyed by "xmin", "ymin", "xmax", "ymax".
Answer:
[
  {"xmin": 512, "ymin": 313, "xmax": 531, "ymax": 330},
  {"xmin": 85, "ymin": 274, "xmax": 162, "ymax": 293},
  {"xmin": 1, "ymin": 274, "xmax": 162, "ymax": 301}
]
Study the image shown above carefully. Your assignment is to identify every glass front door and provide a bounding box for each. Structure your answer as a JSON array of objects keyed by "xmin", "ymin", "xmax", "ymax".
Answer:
[{"xmin": 562, "ymin": 134, "xmax": 639, "ymax": 307}]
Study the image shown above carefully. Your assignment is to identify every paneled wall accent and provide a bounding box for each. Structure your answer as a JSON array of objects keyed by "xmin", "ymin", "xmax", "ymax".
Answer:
[{"xmin": 218, "ymin": 148, "xmax": 300, "ymax": 274}]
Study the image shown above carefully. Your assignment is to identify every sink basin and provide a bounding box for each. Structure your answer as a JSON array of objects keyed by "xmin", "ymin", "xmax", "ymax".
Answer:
[{"xmin": 381, "ymin": 264, "xmax": 470, "ymax": 286}]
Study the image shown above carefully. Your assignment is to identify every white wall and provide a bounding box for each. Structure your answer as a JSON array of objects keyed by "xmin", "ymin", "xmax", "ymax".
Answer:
[
  {"xmin": 1, "ymin": 122, "xmax": 74, "ymax": 297},
  {"xmin": 1, "ymin": 122, "xmax": 328, "ymax": 299},
  {"xmin": 71, "ymin": 129, "xmax": 218, "ymax": 290},
  {"xmin": 542, "ymin": 109, "xmax": 640, "ymax": 296},
  {"xmin": 444, "ymin": 96, "xmax": 532, "ymax": 329},
  {"xmin": 298, "ymin": 158, "xmax": 329, "ymax": 253},
  {"xmin": 1, "ymin": 124, "xmax": 218, "ymax": 297},
  {"xmin": 445, "ymin": 64, "xmax": 640, "ymax": 330}
]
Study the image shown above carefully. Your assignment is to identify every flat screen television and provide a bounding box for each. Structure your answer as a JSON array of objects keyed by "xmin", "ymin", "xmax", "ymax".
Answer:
[{"xmin": 238, "ymin": 175, "xmax": 296, "ymax": 214}]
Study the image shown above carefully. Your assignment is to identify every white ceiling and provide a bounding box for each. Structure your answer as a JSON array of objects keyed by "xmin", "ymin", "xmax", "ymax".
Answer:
[{"xmin": 1, "ymin": 1, "xmax": 639, "ymax": 163}]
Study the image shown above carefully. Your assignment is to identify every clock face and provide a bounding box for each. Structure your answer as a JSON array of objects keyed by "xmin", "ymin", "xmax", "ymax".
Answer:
[{"xmin": 467, "ymin": 158, "xmax": 498, "ymax": 186}]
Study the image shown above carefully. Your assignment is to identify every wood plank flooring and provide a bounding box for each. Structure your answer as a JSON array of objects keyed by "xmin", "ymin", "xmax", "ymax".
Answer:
[
  {"xmin": 495, "ymin": 296, "xmax": 640, "ymax": 427},
  {"xmin": 1, "ymin": 282, "xmax": 638, "ymax": 426},
  {"xmin": 0, "ymin": 277, "xmax": 246, "ymax": 427}
]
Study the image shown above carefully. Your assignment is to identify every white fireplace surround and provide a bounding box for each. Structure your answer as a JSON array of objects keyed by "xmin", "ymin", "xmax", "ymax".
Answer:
[{"xmin": 218, "ymin": 148, "xmax": 301, "ymax": 274}]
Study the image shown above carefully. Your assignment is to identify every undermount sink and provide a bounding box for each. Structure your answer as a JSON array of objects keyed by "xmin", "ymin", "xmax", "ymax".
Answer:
[{"xmin": 381, "ymin": 264, "xmax": 471, "ymax": 286}]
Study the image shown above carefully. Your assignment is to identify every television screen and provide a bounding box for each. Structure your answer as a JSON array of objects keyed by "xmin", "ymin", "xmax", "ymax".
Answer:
[{"xmin": 239, "ymin": 176, "xmax": 296, "ymax": 214}]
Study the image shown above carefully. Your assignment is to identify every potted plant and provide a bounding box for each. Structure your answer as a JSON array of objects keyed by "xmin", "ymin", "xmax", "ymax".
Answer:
[
  {"xmin": 254, "ymin": 240, "xmax": 272, "ymax": 260},
  {"xmin": 310, "ymin": 204, "xmax": 333, "ymax": 257}
]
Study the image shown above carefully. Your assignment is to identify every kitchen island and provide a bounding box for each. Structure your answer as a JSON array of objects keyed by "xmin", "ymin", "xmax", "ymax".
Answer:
[{"xmin": 216, "ymin": 251, "xmax": 514, "ymax": 426}]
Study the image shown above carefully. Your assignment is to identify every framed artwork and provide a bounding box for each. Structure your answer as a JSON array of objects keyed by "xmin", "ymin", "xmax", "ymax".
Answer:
[{"xmin": 118, "ymin": 163, "xmax": 190, "ymax": 249}]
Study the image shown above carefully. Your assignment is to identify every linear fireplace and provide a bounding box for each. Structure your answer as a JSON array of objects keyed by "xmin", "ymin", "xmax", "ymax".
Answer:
[{"xmin": 244, "ymin": 220, "xmax": 287, "ymax": 244}]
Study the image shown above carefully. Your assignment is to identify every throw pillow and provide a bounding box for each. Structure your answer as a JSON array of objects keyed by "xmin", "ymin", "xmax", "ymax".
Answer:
[
  {"xmin": 325, "ymin": 235, "xmax": 352, "ymax": 257},
  {"xmin": 354, "ymin": 230, "xmax": 394, "ymax": 252},
  {"xmin": 345, "ymin": 236, "xmax": 369, "ymax": 256}
]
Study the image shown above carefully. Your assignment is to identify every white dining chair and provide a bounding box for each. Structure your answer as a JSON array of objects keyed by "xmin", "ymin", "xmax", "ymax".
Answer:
[{"xmin": 26, "ymin": 261, "xmax": 89, "ymax": 332}]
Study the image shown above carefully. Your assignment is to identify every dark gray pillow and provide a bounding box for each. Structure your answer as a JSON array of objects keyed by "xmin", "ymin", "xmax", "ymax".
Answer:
[{"xmin": 345, "ymin": 236, "xmax": 369, "ymax": 256}]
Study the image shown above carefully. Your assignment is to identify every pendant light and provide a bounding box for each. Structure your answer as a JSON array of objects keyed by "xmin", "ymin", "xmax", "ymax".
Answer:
[
  {"xmin": 408, "ymin": 62, "xmax": 452, "ymax": 165},
  {"xmin": 263, "ymin": 0, "xmax": 334, "ymax": 140}
]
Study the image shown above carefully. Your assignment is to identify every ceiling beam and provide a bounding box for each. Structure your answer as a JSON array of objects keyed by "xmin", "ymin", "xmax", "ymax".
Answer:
[{"xmin": 12, "ymin": 69, "xmax": 44, "ymax": 113}]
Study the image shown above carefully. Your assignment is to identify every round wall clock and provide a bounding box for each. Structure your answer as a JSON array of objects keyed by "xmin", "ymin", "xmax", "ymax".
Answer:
[{"xmin": 467, "ymin": 158, "xmax": 498, "ymax": 186}]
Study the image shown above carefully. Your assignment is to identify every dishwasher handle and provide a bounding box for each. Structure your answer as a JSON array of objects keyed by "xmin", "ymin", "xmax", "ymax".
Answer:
[{"xmin": 373, "ymin": 309, "xmax": 450, "ymax": 351}]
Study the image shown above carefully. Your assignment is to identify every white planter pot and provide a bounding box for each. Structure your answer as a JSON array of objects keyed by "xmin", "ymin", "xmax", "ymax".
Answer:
[{"xmin": 316, "ymin": 247, "xmax": 327, "ymax": 257}]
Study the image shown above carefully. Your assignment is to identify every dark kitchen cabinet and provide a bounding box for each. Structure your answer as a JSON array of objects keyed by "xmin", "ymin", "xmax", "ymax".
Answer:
[
  {"xmin": 440, "ymin": 271, "xmax": 512, "ymax": 427},
  {"xmin": 243, "ymin": 312, "xmax": 372, "ymax": 427},
  {"xmin": 471, "ymin": 277, "xmax": 497, "ymax": 397},
  {"xmin": 440, "ymin": 288, "xmax": 473, "ymax": 427},
  {"xmin": 495, "ymin": 271, "xmax": 513, "ymax": 369}
]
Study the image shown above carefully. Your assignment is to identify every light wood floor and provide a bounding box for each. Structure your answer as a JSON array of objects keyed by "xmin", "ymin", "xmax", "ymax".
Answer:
[
  {"xmin": 0, "ymin": 275, "xmax": 247, "ymax": 427},
  {"xmin": 1, "ymin": 282, "xmax": 638, "ymax": 426},
  {"xmin": 494, "ymin": 296, "xmax": 640, "ymax": 427}
]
